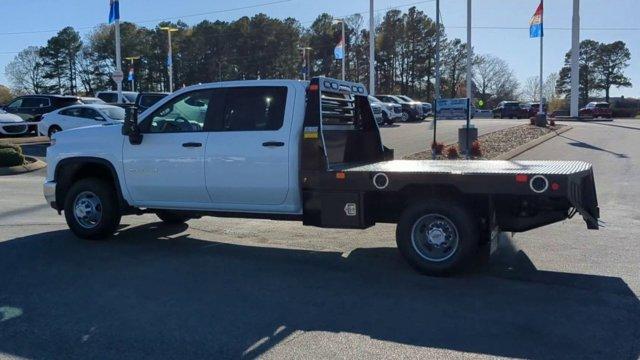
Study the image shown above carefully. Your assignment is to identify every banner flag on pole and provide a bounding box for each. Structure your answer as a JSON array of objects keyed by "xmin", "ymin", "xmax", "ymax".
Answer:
[
  {"xmin": 529, "ymin": 1, "xmax": 543, "ymax": 38},
  {"xmin": 334, "ymin": 35, "xmax": 345, "ymax": 60},
  {"xmin": 109, "ymin": 0, "xmax": 120, "ymax": 24},
  {"xmin": 128, "ymin": 68, "xmax": 134, "ymax": 81}
]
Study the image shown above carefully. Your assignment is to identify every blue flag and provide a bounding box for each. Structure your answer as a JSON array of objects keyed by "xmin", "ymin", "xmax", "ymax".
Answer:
[
  {"xmin": 334, "ymin": 36, "xmax": 345, "ymax": 60},
  {"xmin": 529, "ymin": 2, "xmax": 543, "ymax": 38},
  {"xmin": 128, "ymin": 68, "xmax": 134, "ymax": 81},
  {"xmin": 109, "ymin": 0, "xmax": 120, "ymax": 24}
]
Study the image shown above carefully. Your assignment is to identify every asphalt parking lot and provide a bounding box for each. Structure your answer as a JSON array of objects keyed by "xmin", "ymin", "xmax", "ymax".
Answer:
[
  {"xmin": 380, "ymin": 117, "xmax": 523, "ymax": 157},
  {"xmin": 0, "ymin": 120, "xmax": 639, "ymax": 359}
]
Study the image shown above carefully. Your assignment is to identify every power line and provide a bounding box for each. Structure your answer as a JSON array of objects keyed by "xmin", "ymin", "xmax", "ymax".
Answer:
[{"xmin": 0, "ymin": 0, "xmax": 295, "ymax": 36}]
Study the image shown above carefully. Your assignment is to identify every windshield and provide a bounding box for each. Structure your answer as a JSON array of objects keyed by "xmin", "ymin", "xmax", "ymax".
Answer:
[
  {"xmin": 100, "ymin": 106, "xmax": 126, "ymax": 120},
  {"xmin": 398, "ymin": 95, "xmax": 414, "ymax": 102},
  {"xmin": 504, "ymin": 102, "xmax": 520, "ymax": 108}
]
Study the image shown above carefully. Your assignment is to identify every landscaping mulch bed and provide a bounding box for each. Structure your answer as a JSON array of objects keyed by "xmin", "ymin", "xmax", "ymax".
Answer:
[{"xmin": 404, "ymin": 124, "xmax": 566, "ymax": 160}]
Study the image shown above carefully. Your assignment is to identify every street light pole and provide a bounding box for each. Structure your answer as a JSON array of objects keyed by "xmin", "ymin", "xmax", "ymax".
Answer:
[
  {"xmin": 369, "ymin": 0, "xmax": 375, "ymax": 95},
  {"xmin": 160, "ymin": 27, "xmax": 178, "ymax": 92},
  {"xmin": 115, "ymin": 18, "xmax": 123, "ymax": 103},
  {"xmin": 570, "ymin": 0, "xmax": 580, "ymax": 117},
  {"xmin": 125, "ymin": 56, "xmax": 140, "ymax": 92}
]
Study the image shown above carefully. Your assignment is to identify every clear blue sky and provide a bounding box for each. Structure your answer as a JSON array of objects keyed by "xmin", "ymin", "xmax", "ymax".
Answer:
[{"xmin": 0, "ymin": 0, "xmax": 638, "ymax": 97}]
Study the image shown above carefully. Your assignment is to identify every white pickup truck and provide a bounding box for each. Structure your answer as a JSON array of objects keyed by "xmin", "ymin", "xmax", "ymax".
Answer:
[{"xmin": 44, "ymin": 77, "xmax": 599, "ymax": 275}]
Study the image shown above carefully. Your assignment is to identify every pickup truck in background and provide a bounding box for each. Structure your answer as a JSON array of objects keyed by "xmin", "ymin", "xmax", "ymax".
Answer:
[{"xmin": 43, "ymin": 77, "xmax": 600, "ymax": 275}]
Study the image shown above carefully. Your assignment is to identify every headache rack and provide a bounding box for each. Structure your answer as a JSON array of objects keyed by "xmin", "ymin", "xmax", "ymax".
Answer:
[{"xmin": 301, "ymin": 77, "xmax": 392, "ymax": 172}]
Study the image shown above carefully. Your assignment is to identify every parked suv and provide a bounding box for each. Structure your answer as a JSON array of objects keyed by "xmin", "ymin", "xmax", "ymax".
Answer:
[
  {"xmin": 493, "ymin": 101, "xmax": 525, "ymax": 119},
  {"xmin": 396, "ymin": 95, "xmax": 431, "ymax": 118},
  {"xmin": 579, "ymin": 102, "xmax": 612, "ymax": 119},
  {"xmin": 523, "ymin": 103, "xmax": 547, "ymax": 118},
  {"xmin": 2, "ymin": 95, "xmax": 82, "ymax": 133},
  {"xmin": 369, "ymin": 96, "xmax": 401, "ymax": 125},
  {"xmin": 377, "ymin": 95, "xmax": 423, "ymax": 121},
  {"xmin": 135, "ymin": 92, "xmax": 169, "ymax": 113},
  {"xmin": 96, "ymin": 91, "xmax": 139, "ymax": 104}
]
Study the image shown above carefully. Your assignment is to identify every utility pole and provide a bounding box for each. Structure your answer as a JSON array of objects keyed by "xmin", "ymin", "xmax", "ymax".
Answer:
[
  {"xmin": 570, "ymin": 0, "xmax": 580, "ymax": 117},
  {"xmin": 160, "ymin": 26, "xmax": 178, "ymax": 92},
  {"xmin": 369, "ymin": 0, "xmax": 375, "ymax": 95},
  {"xmin": 125, "ymin": 56, "xmax": 140, "ymax": 92}
]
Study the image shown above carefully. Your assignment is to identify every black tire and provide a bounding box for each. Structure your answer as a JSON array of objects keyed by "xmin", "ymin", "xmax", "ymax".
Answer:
[
  {"xmin": 382, "ymin": 112, "xmax": 389, "ymax": 125},
  {"xmin": 48, "ymin": 125, "xmax": 62, "ymax": 138},
  {"xmin": 64, "ymin": 178, "xmax": 121, "ymax": 240},
  {"xmin": 396, "ymin": 200, "xmax": 479, "ymax": 276},
  {"xmin": 156, "ymin": 210, "xmax": 191, "ymax": 224}
]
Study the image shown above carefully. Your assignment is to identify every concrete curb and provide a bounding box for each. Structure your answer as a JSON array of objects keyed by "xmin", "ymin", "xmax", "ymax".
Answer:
[
  {"xmin": 0, "ymin": 136, "xmax": 50, "ymax": 146},
  {"xmin": 0, "ymin": 156, "xmax": 47, "ymax": 176},
  {"xmin": 495, "ymin": 125, "xmax": 573, "ymax": 160},
  {"xmin": 551, "ymin": 117, "xmax": 613, "ymax": 122}
]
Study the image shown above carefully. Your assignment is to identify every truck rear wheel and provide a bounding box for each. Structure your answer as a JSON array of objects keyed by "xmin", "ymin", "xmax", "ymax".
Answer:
[
  {"xmin": 155, "ymin": 210, "xmax": 191, "ymax": 225},
  {"xmin": 64, "ymin": 178, "xmax": 121, "ymax": 240},
  {"xmin": 396, "ymin": 200, "xmax": 478, "ymax": 276}
]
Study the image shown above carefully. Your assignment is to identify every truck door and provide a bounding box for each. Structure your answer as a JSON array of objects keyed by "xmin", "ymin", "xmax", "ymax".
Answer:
[
  {"xmin": 122, "ymin": 89, "xmax": 214, "ymax": 207},
  {"xmin": 205, "ymin": 85, "xmax": 292, "ymax": 207}
]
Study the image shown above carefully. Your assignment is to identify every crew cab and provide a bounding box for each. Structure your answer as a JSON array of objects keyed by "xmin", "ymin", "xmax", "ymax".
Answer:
[{"xmin": 44, "ymin": 77, "xmax": 600, "ymax": 275}]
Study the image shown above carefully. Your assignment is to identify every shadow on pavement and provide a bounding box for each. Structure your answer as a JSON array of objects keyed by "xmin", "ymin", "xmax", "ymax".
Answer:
[
  {"xmin": 0, "ymin": 223, "xmax": 638, "ymax": 359},
  {"xmin": 589, "ymin": 121, "xmax": 640, "ymax": 132},
  {"xmin": 560, "ymin": 135, "xmax": 629, "ymax": 158}
]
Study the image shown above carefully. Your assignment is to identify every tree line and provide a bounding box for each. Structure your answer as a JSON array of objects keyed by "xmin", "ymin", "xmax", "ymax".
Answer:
[{"xmin": 3, "ymin": 7, "xmax": 632, "ymax": 109}]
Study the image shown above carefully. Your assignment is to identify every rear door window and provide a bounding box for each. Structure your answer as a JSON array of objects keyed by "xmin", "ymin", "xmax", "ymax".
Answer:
[
  {"xmin": 21, "ymin": 97, "xmax": 50, "ymax": 108},
  {"xmin": 97, "ymin": 93, "xmax": 118, "ymax": 103},
  {"xmin": 214, "ymin": 87, "xmax": 287, "ymax": 131},
  {"xmin": 59, "ymin": 108, "xmax": 83, "ymax": 117}
]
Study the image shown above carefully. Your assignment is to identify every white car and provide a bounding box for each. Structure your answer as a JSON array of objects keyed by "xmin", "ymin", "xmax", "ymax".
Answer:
[
  {"xmin": 0, "ymin": 109, "xmax": 29, "ymax": 136},
  {"xmin": 38, "ymin": 104, "xmax": 126, "ymax": 138}
]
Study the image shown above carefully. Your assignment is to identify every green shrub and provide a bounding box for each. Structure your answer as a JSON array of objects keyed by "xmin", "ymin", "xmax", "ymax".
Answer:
[
  {"xmin": 0, "ymin": 143, "xmax": 22, "ymax": 154},
  {"xmin": 0, "ymin": 148, "xmax": 25, "ymax": 167}
]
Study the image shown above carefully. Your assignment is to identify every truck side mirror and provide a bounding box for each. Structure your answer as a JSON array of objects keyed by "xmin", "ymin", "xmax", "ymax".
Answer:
[{"xmin": 122, "ymin": 106, "xmax": 143, "ymax": 145}]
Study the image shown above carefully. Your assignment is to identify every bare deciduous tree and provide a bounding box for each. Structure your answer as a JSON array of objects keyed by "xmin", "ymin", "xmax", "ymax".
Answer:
[
  {"xmin": 5, "ymin": 46, "xmax": 47, "ymax": 94},
  {"xmin": 473, "ymin": 54, "xmax": 519, "ymax": 108}
]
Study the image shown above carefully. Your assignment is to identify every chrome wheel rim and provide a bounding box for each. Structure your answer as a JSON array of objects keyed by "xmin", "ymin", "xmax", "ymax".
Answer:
[
  {"xmin": 73, "ymin": 191, "xmax": 103, "ymax": 229},
  {"xmin": 402, "ymin": 113, "xmax": 409, "ymax": 122},
  {"xmin": 411, "ymin": 214, "xmax": 459, "ymax": 262}
]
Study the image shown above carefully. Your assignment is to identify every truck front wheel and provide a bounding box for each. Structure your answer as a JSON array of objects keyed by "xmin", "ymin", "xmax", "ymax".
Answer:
[
  {"xmin": 64, "ymin": 178, "xmax": 122, "ymax": 240},
  {"xmin": 396, "ymin": 200, "xmax": 478, "ymax": 275}
]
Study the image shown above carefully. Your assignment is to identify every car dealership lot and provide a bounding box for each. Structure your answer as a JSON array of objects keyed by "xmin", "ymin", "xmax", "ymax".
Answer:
[{"xmin": 0, "ymin": 120, "xmax": 639, "ymax": 359}]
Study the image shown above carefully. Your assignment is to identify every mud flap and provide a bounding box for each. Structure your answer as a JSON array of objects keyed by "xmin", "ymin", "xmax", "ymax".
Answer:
[{"xmin": 568, "ymin": 170, "xmax": 600, "ymax": 230}]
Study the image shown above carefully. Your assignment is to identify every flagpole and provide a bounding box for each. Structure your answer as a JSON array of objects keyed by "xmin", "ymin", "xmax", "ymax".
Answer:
[
  {"xmin": 369, "ymin": 0, "xmax": 375, "ymax": 95},
  {"xmin": 341, "ymin": 20, "xmax": 346, "ymax": 81},
  {"xmin": 538, "ymin": 0, "xmax": 544, "ymax": 115}
]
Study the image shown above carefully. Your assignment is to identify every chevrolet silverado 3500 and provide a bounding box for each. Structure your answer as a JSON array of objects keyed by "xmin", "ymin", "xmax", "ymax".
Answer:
[{"xmin": 43, "ymin": 77, "xmax": 600, "ymax": 275}]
